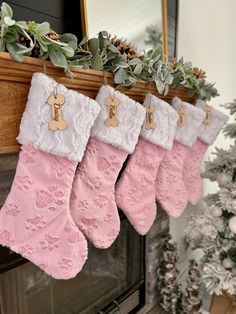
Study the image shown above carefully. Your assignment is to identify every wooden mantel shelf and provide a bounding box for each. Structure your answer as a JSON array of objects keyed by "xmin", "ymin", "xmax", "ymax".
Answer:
[{"xmin": 0, "ymin": 51, "xmax": 198, "ymax": 154}]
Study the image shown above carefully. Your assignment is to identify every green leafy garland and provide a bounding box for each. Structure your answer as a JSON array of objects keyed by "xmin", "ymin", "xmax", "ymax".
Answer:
[{"xmin": 0, "ymin": 2, "xmax": 219, "ymax": 100}]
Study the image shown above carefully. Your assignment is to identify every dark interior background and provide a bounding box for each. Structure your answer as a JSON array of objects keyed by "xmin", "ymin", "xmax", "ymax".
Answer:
[{"xmin": 0, "ymin": 0, "xmax": 83, "ymax": 39}]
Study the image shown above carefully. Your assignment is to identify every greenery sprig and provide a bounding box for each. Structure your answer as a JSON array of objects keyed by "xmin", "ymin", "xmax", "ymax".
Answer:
[{"xmin": 0, "ymin": 2, "xmax": 219, "ymax": 100}]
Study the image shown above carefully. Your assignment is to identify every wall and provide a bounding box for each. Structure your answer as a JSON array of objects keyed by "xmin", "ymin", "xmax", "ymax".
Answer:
[
  {"xmin": 86, "ymin": 0, "xmax": 162, "ymax": 51},
  {"xmin": 1, "ymin": 0, "xmax": 83, "ymax": 38},
  {"xmin": 171, "ymin": 0, "xmax": 236, "ymax": 262}
]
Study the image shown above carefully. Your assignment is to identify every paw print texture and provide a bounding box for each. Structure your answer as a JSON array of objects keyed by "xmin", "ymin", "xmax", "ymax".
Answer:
[
  {"xmin": 18, "ymin": 244, "xmax": 34, "ymax": 257},
  {"xmin": 80, "ymin": 217, "xmax": 98, "ymax": 236},
  {"xmin": 93, "ymin": 194, "xmax": 108, "ymax": 208},
  {"xmin": 70, "ymin": 138, "xmax": 126, "ymax": 249},
  {"xmin": 14, "ymin": 176, "xmax": 33, "ymax": 191},
  {"xmin": 127, "ymin": 188, "xmax": 143, "ymax": 206},
  {"xmin": 4, "ymin": 203, "xmax": 21, "ymax": 217},
  {"xmin": 86, "ymin": 176, "xmax": 102, "ymax": 190},
  {"xmin": 59, "ymin": 258, "xmax": 73, "ymax": 270},
  {"xmin": 52, "ymin": 156, "xmax": 75, "ymax": 177},
  {"xmin": 36, "ymin": 186, "xmax": 65, "ymax": 211},
  {"xmin": 97, "ymin": 156, "xmax": 121, "ymax": 175},
  {"xmin": 86, "ymin": 138, "xmax": 99, "ymax": 156},
  {"xmin": 19, "ymin": 146, "xmax": 38, "ymax": 164},
  {"xmin": 0, "ymin": 229, "xmax": 14, "ymax": 246},
  {"xmin": 40, "ymin": 234, "xmax": 60, "ymax": 251},
  {"xmin": 25, "ymin": 215, "xmax": 46, "ymax": 232}
]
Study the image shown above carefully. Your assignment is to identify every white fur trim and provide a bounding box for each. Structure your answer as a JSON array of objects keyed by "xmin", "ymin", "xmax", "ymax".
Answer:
[
  {"xmin": 91, "ymin": 85, "xmax": 146, "ymax": 153},
  {"xmin": 17, "ymin": 72, "xmax": 100, "ymax": 162},
  {"xmin": 171, "ymin": 97, "xmax": 205, "ymax": 147},
  {"xmin": 141, "ymin": 93, "xmax": 178, "ymax": 150},
  {"xmin": 195, "ymin": 99, "xmax": 229, "ymax": 145}
]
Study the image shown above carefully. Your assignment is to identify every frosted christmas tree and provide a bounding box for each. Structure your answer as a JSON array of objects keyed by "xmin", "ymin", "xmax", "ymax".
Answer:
[
  {"xmin": 183, "ymin": 260, "xmax": 202, "ymax": 313},
  {"xmin": 185, "ymin": 99, "xmax": 236, "ymax": 295},
  {"xmin": 157, "ymin": 234, "xmax": 182, "ymax": 313}
]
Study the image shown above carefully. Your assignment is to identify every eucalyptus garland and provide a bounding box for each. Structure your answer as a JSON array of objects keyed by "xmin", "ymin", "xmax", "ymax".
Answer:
[{"xmin": 0, "ymin": 2, "xmax": 218, "ymax": 100}]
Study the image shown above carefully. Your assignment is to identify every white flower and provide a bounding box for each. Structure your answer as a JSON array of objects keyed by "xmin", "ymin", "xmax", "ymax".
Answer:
[{"xmin": 4, "ymin": 16, "xmax": 15, "ymax": 26}]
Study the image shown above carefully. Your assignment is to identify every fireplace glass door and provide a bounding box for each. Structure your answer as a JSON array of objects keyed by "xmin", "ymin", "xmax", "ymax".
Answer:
[{"xmin": 0, "ymin": 215, "xmax": 145, "ymax": 314}]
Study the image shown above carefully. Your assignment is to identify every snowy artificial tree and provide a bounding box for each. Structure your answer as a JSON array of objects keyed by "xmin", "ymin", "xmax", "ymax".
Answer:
[
  {"xmin": 157, "ymin": 234, "xmax": 182, "ymax": 313},
  {"xmin": 183, "ymin": 260, "xmax": 202, "ymax": 314},
  {"xmin": 185, "ymin": 100, "xmax": 236, "ymax": 295}
]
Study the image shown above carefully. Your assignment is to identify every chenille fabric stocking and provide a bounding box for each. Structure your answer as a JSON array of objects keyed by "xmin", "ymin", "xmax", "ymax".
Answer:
[
  {"xmin": 155, "ymin": 97, "xmax": 205, "ymax": 217},
  {"xmin": 115, "ymin": 94, "xmax": 178, "ymax": 235},
  {"xmin": 183, "ymin": 99, "xmax": 229, "ymax": 205},
  {"xmin": 0, "ymin": 72, "xmax": 100, "ymax": 279},
  {"xmin": 70, "ymin": 85, "xmax": 145, "ymax": 248}
]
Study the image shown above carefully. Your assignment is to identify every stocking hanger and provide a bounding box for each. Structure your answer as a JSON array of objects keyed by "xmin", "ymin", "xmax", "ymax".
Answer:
[{"xmin": 103, "ymin": 71, "xmax": 120, "ymax": 100}]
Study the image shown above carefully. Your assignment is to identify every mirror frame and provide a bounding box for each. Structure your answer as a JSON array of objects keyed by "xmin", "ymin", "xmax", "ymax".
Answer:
[{"xmin": 79, "ymin": 0, "xmax": 169, "ymax": 61}]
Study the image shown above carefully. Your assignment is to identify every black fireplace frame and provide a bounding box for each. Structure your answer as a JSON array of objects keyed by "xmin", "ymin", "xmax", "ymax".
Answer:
[
  {"xmin": 0, "ymin": 246, "xmax": 27, "ymax": 274},
  {"xmin": 98, "ymin": 281, "xmax": 146, "ymax": 314}
]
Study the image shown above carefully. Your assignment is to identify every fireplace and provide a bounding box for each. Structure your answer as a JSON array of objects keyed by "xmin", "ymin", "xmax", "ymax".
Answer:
[
  {"xmin": 0, "ymin": 214, "xmax": 145, "ymax": 314},
  {"xmin": 0, "ymin": 154, "xmax": 168, "ymax": 314}
]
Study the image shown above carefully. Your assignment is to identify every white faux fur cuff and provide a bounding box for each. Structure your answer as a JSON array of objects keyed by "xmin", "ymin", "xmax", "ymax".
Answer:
[
  {"xmin": 195, "ymin": 99, "xmax": 229, "ymax": 145},
  {"xmin": 141, "ymin": 93, "xmax": 178, "ymax": 150},
  {"xmin": 17, "ymin": 72, "xmax": 100, "ymax": 162},
  {"xmin": 91, "ymin": 85, "xmax": 146, "ymax": 154},
  {"xmin": 171, "ymin": 97, "xmax": 205, "ymax": 147}
]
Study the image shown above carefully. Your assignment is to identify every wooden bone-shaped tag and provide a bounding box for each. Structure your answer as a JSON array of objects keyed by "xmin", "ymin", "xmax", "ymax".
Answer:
[
  {"xmin": 47, "ymin": 94, "xmax": 67, "ymax": 131},
  {"xmin": 178, "ymin": 106, "xmax": 186, "ymax": 127},
  {"xmin": 203, "ymin": 105, "xmax": 212, "ymax": 124},
  {"xmin": 104, "ymin": 98, "xmax": 120, "ymax": 127},
  {"xmin": 145, "ymin": 105, "xmax": 157, "ymax": 129}
]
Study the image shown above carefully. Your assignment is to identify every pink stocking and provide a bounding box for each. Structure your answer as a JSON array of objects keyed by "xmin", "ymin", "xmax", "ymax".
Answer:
[
  {"xmin": 184, "ymin": 99, "xmax": 229, "ymax": 205},
  {"xmin": 155, "ymin": 97, "xmax": 205, "ymax": 217},
  {"xmin": 0, "ymin": 73, "xmax": 100, "ymax": 279},
  {"xmin": 0, "ymin": 147, "xmax": 87, "ymax": 279},
  {"xmin": 116, "ymin": 94, "xmax": 178, "ymax": 234},
  {"xmin": 116, "ymin": 138, "xmax": 166, "ymax": 235},
  {"xmin": 70, "ymin": 138, "xmax": 127, "ymax": 248},
  {"xmin": 156, "ymin": 141, "xmax": 190, "ymax": 217},
  {"xmin": 70, "ymin": 85, "xmax": 146, "ymax": 248},
  {"xmin": 183, "ymin": 139, "xmax": 208, "ymax": 204}
]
